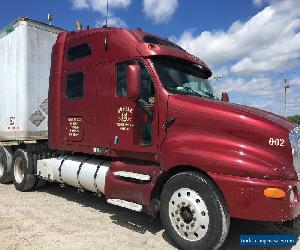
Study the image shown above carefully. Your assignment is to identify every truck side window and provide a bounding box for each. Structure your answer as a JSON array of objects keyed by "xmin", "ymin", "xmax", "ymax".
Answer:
[
  {"xmin": 116, "ymin": 61, "xmax": 155, "ymax": 103},
  {"xmin": 139, "ymin": 62, "xmax": 155, "ymax": 105},
  {"xmin": 116, "ymin": 62, "xmax": 129, "ymax": 96},
  {"xmin": 67, "ymin": 44, "xmax": 91, "ymax": 61},
  {"xmin": 66, "ymin": 72, "xmax": 84, "ymax": 99}
]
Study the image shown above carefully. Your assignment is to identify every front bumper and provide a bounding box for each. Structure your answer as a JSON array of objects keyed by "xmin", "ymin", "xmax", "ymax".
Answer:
[{"xmin": 210, "ymin": 173, "xmax": 300, "ymax": 222}]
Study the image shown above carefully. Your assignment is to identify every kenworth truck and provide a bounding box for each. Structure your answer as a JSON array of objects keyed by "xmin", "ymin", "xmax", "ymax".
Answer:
[{"xmin": 0, "ymin": 17, "xmax": 299, "ymax": 250}]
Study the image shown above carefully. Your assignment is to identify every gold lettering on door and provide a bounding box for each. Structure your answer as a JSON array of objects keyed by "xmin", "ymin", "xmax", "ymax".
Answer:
[
  {"xmin": 116, "ymin": 106, "xmax": 134, "ymax": 131},
  {"xmin": 67, "ymin": 116, "xmax": 82, "ymax": 137}
]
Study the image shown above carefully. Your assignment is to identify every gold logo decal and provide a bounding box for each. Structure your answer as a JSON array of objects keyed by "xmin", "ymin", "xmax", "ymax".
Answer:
[{"xmin": 116, "ymin": 106, "xmax": 134, "ymax": 131}]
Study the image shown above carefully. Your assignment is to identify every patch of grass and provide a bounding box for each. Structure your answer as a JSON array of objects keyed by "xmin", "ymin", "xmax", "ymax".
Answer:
[{"xmin": 288, "ymin": 115, "xmax": 300, "ymax": 125}]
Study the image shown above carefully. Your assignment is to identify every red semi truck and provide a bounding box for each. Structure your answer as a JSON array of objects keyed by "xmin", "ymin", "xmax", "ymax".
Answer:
[{"xmin": 0, "ymin": 18, "xmax": 300, "ymax": 249}]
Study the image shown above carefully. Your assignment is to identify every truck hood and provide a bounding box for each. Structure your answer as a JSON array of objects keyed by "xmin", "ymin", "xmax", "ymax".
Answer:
[
  {"xmin": 220, "ymin": 101, "xmax": 295, "ymax": 131},
  {"xmin": 164, "ymin": 94, "xmax": 297, "ymax": 180},
  {"xmin": 171, "ymin": 95, "xmax": 295, "ymax": 131}
]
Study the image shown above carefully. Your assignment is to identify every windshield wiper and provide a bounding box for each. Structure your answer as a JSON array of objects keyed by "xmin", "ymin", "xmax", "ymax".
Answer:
[
  {"xmin": 167, "ymin": 83, "xmax": 216, "ymax": 99},
  {"xmin": 198, "ymin": 89, "xmax": 218, "ymax": 100},
  {"xmin": 182, "ymin": 86, "xmax": 204, "ymax": 97},
  {"xmin": 167, "ymin": 84, "xmax": 204, "ymax": 97}
]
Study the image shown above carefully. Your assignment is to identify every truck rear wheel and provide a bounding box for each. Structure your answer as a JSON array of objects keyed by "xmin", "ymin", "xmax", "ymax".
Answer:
[
  {"xmin": 0, "ymin": 146, "xmax": 13, "ymax": 184},
  {"xmin": 12, "ymin": 149, "xmax": 36, "ymax": 191},
  {"xmin": 160, "ymin": 171, "xmax": 230, "ymax": 250}
]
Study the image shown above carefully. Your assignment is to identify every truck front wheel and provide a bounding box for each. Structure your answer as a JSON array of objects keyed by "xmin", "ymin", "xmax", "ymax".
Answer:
[
  {"xmin": 160, "ymin": 171, "xmax": 230, "ymax": 250},
  {"xmin": 0, "ymin": 146, "xmax": 13, "ymax": 184},
  {"xmin": 12, "ymin": 149, "xmax": 36, "ymax": 191}
]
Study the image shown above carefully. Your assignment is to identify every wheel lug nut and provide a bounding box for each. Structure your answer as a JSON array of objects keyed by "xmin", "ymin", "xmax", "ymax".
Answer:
[
  {"xmin": 175, "ymin": 210, "xmax": 179, "ymax": 214},
  {"xmin": 182, "ymin": 202, "xmax": 185, "ymax": 206},
  {"xmin": 177, "ymin": 204, "xmax": 181, "ymax": 208},
  {"xmin": 177, "ymin": 217, "xmax": 180, "ymax": 222},
  {"xmin": 180, "ymin": 223, "xmax": 184, "ymax": 227},
  {"xmin": 193, "ymin": 217, "xmax": 196, "ymax": 221},
  {"xmin": 187, "ymin": 203, "xmax": 191, "ymax": 207},
  {"xmin": 191, "ymin": 223, "xmax": 195, "ymax": 227},
  {"xmin": 191, "ymin": 209, "xmax": 195, "ymax": 213},
  {"xmin": 186, "ymin": 225, "xmax": 189, "ymax": 229}
]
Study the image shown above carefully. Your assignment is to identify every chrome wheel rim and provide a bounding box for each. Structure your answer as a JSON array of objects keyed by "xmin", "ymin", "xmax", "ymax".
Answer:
[
  {"xmin": 0, "ymin": 155, "xmax": 4, "ymax": 176},
  {"xmin": 169, "ymin": 188, "xmax": 209, "ymax": 241},
  {"xmin": 14, "ymin": 157, "xmax": 25, "ymax": 183}
]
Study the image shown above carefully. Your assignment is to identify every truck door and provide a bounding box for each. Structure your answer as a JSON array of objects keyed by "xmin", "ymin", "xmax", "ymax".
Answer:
[{"xmin": 111, "ymin": 60, "xmax": 158, "ymax": 161}]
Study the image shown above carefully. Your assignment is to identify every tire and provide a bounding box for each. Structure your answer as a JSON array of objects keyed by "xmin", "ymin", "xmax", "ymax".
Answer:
[
  {"xmin": 12, "ymin": 149, "xmax": 36, "ymax": 191},
  {"xmin": 34, "ymin": 178, "xmax": 48, "ymax": 190},
  {"xmin": 32, "ymin": 154, "xmax": 48, "ymax": 190},
  {"xmin": 160, "ymin": 171, "xmax": 230, "ymax": 250},
  {"xmin": 293, "ymin": 217, "xmax": 300, "ymax": 235},
  {"xmin": 0, "ymin": 146, "xmax": 13, "ymax": 184}
]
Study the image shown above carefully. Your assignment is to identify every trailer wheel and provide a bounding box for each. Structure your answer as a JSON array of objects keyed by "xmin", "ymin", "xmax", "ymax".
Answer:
[
  {"xmin": 160, "ymin": 171, "xmax": 230, "ymax": 250},
  {"xmin": 0, "ymin": 146, "xmax": 13, "ymax": 184},
  {"xmin": 12, "ymin": 149, "xmax": 36, "ymax": 191}
]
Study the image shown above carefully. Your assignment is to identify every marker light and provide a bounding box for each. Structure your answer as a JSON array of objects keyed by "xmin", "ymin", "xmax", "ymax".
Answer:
[
  {"xmin": 264, "ymin": 188, "xmax": 285, "ymax": 199},
  {"xmin": 148, "ymin": 44, "xmax": 159, "ymax": 50}
]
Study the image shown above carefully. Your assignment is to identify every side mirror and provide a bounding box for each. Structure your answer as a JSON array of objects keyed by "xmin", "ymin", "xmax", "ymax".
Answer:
[
  {"xmin": 221, "ymin": 92, "xmax": 229, "ymax": 102},
  {"xmin": 127, "ymin": 64, "xmax": 141, "ymax": 101}
]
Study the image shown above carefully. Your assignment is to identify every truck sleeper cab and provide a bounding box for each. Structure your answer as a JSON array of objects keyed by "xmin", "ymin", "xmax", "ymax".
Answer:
[{"xmin": 0, "ymin": 23, "xmax": 300, "ymax": 250}]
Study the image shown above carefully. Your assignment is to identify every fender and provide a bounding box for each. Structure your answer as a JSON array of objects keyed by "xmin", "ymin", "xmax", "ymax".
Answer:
[
  {"xmin": 159, "ymin": 94, "xmax": 297, "ymax": 181},
  {"xmin": 159, "ymin": 131, "xmax": 296, "ymax": 180}
]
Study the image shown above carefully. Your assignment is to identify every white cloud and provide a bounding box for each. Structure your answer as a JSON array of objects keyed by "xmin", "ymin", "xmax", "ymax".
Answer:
[
  {"xmin": 71, "ymin": 0, "xmax": 89, "ymax": 9},
  {"xmin": 70, "ymin": 0, "xmax": 130, "ymax": 28},
  {"xmin": 173, "ymin": 0, "xmax": 300, "ymax": 76},
  {"xmin": 212, "ymin": 65, "xmax": 229, "ymax": 77},
  {"xmin": 71, "ymin": 0, "xmax": 131, "ymax": 14},
  {"xmin": 252, "ymin": 0, "xmax": 269, "ymax": 7},
  {"xmin": 143, "ymin": 0, "xmax": 178, "ymax": 24},
  {"xmin": 97, "ymin": 16, "xmax": 127, "ymax": 27},
  {"xmin": 218, "ymin": 77, "xmax": 277, "ymax": 97},
  {"xmin": 290, "ymin": 78, "xmax": 300, "ymax": 86},
  {"xmin": 216, "ymin": 76, "xmax": 300, "ymax": 116},
  {"xmin": 175, "ymin": 0, "xmax": 300, "ymax": 115}
]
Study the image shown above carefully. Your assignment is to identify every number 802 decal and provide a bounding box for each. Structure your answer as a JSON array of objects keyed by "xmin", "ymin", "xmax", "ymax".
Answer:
[{"xmin": 269, "ymin": 138, "xmax": 285, "ymax": 147}]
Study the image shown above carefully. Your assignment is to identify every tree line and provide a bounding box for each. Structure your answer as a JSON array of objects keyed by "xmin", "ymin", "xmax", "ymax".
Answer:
[{"xmin": 288, "ymin": 115, "xmax": 300, "ymax": 125}]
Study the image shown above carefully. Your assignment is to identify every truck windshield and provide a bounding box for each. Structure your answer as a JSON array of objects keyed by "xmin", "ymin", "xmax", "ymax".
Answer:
[{"xmin": 151, "ymin": 57, "xmax": 217, "ymax": 100}]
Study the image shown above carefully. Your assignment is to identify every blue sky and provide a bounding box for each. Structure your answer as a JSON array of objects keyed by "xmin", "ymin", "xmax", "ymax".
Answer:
[{"xmin": 1, "ymin": 0, "xmax": 299, "ymax": 115}]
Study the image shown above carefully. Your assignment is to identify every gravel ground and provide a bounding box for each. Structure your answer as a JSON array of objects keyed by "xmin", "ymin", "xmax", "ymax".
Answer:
[{"xmin": 0, "ymin": 183, "xmax": 299, "ymax": 250}]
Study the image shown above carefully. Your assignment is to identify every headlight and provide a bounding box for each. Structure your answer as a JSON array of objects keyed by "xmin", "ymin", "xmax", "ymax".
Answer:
[
  {"xmin": 289, "ymin": 127, "xmax": 300, "ymax": 180},
  {"xmin": 289, "ymin": 127, "xmax": 300, "ymax": 154}
]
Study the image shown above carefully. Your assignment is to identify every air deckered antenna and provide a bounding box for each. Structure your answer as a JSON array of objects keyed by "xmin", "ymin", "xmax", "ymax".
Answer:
[{"xmin": 105, "ymin": 0, "xmax": 109, "ymax": 27}]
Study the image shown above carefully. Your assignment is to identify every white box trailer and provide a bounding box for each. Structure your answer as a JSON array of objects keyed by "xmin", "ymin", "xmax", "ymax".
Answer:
[{"xmin": 0, "ymin": 17, "xmax": 62, "ymax": 144}]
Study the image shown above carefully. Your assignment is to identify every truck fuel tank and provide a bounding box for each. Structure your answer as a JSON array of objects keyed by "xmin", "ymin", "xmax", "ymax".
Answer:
[{"xmin": 37, "ymin": 156, "xmax": 110, "ymax": 193}]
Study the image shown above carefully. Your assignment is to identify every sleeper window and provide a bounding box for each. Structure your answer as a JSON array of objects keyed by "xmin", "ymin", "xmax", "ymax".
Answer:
[
  {"xmin": 66, "ymin": 72, "xmax": 84, "ymax": 99},
  {"xmin": 67, "ymin": 44, "xmax": 92, "ymax": 61}
]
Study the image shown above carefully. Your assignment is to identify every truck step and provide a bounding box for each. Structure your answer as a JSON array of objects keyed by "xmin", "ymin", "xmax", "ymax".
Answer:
[
  {"xmin": 114, "ymin": 171, "xmax": 151, "ymax": 181},
  {"xmin": 107, "ymin": 199, "xmax": 143, "ymax": 212}
]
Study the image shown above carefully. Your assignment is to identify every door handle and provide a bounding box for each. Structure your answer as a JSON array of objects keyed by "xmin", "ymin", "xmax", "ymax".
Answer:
[{"xmin": 162, "ymin": 116, "xmax": 176, "ymax": 131}]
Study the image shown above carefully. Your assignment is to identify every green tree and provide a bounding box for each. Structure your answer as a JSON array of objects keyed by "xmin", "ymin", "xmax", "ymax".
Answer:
[{"xmin": 288, "ymin": 115, "xmax": 300, "ymax": 125}]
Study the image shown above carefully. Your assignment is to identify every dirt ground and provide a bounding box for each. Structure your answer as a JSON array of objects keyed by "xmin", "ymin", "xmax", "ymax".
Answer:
[{"xmin": 0, "ymin": 183, "xmax": 299, "ymax": 250}]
